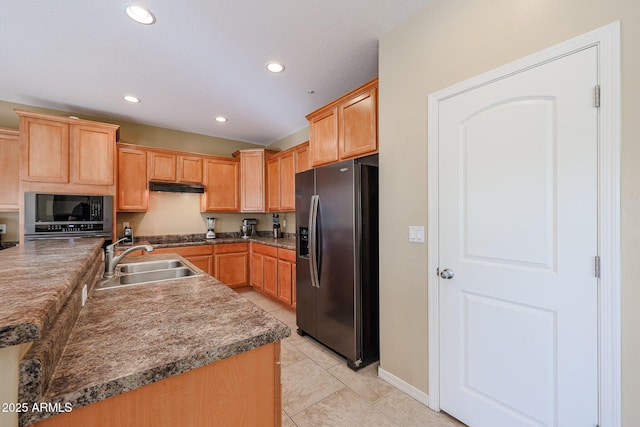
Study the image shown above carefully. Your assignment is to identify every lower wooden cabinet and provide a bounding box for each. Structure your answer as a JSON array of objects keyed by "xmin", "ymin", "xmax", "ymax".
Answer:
[
  {"xmin": 251, "ymin": 244, "xmax": 296, "ymax": 310},
  {"xmin": 33, "ymin": 342, "xmax": 281, "ymax": 427},
  {"xmin": 213, "ymin": 243, "xmax": 249, "ymax": 288}
]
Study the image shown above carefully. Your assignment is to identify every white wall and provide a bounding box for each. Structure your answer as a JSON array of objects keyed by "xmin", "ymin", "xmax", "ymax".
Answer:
[{"xmin": 378, "ymin": 0, "xmax": 639, "ymax": 424}]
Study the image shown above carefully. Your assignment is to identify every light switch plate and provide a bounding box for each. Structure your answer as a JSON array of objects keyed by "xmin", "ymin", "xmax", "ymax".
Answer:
[
  {"xmin": 0, "ymin": 224, "xmax": 6, "ymax": 234},
  {"xmin": 408, "ymin": 225, "xmax": 424, "ymax": 243}
]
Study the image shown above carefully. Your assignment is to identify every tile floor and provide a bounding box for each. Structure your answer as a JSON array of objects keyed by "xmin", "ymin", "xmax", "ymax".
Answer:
[{"xmin": 237, "ymin": 289, "xmax": 467, "ymax": 427}]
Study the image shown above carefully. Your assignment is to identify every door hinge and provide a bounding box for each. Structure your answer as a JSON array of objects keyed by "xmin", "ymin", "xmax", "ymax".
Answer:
[
  {"xmin": 595, "ymin": 255, "xmax": 601, "ymax": 278},
  {"xmin": 594, "ymin": 85, "xmax": 601, "ymax": 108}
]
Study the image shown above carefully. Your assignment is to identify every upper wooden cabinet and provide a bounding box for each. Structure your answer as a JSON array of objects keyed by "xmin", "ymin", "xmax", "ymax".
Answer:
[
  {"xmin": 0, "ymin": 128, "xmax": 20, "ymax": 211},
  {"xmin": 201, "ymin": 157, "xmax": 239, "ymax": 212},
  {"xmin": 266, "ymin": 148, "xmax": 297, "ymax": 212},
  {"xmin": 295, "ymin": 142, "xmax": 310, "ymax": 173},
  {"xmin": 117, "ymin": 145, "xmax": 148, "ymax": 212},
  {"xmin": 16, "ymin": 110, "xmax": 119, "ymax": 189},
  {"xmin": 306, "ymin": 78, "xmax": 378, "ymax": 167},
  {"xmin": 234, "ymin": 149, "xmax": 274, "ymax": 213},
  {"xmin": 148, "ymin": 150, "xmax": 203, "ymax": 184}
]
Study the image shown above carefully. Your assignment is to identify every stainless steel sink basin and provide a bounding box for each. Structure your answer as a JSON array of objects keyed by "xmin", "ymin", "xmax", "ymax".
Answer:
[
  {"xmin": 118, "ymin": 259, "xmax": 184, "ymax": 274},
  {"xmin": 97, "ymin": 258, "xmax": 202, "ymax": 290}
]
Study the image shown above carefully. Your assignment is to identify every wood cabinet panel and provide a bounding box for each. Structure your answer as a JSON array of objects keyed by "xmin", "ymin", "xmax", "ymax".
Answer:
[
  {"xmin": 177, "ymin": 155, "xmax": 203, "ymax": 184},
  {"xmin": 339, "ymin": 86, "xmax": 377, "ymax": 159},
  {"xmin": 202, "ymin": 158, "xmax": 239, "ymax": 212},
  {"xmin": 277, "ymin": 249, "xmax": 296, "ymax": 307},
  {"xmin": 266, "ymin": 156, "xmax": 280, "ymax": 212},
  {"xmin": 0, "ymin": 129, "xmax": 20, "ymax": 210},
  {"xmin": 251, "ymin": 252, "xmax": 263, "ymax": 290},
  {"xmin": 309, "ymin": 108, "xmax": 338, "ymax": 167},
  {"xmin": 21, "ymin": 117, "xmax": 69, "ymax": 183},
  {"xmin": 153, "ymin": 245, "xmax": 213, "ymax": 257},
  {"xmin": 295, "ymin": 142, "xmax": 310, "ymax": 173},
  {"xmin": 215, "ymin": 252, "xmax": 249, "ymax": 288},
  {"xmin": 263, "ymin": 256, "xmax": 278, "ymax": 298},
  {"xmin": 185, "ymin": 255, "xmax": 212, "ymax": 275},
  {"xmin": 279, "ymin": 151, "xmax": 295, "ymax": 211},
  {"xmin": 149, "ymin": 151, "xmax": 177, "ymax": 182},
  {"xmin": 73, "ymin": 124, "xmax": 115, "ymax": 186},
  {"xmin": 33, "ymin": 342, "xmax": 281, "ymax": 427},
  {"xmin": 238, "ymin": 149, "xmax": 266, "ymax": 212},
  {"xmin": 214, "ymin": 242, "xmax": 248, "ymax": 254},
  {"xmin": 117, "ymin": 147, "xmax": 148, "ymax": 211}
]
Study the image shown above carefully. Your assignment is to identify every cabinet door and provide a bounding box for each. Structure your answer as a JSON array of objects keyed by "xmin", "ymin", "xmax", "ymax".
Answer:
[
  {"xmin": 266, "ymin": 156, "xmax": 280, "ymax": 212},
  {"xmin": 202, "ymin": 158, "xmax": 239, "ymax": 212},
  {"xmin": 295, "ymin": 143, "xmax": 310, "ymax": 173},
  {"xmin": 309, "ymin": 108, "xmax": 338, "ymax": 167},
  {"xmin": 279, "ymin": 151, "xmax": 295, "ymax": 211},
  {"xmin": 72, "ymin": 124, "xmax": 116, "ymax": 185},
  {"xmin": 0, "ymin": 130, "xmax": 20, "ymax": 210},
  {"xmin": 277, "ymin": 259, "xmax": 293, "ymax": 306},
  {"xmin": 117, "ymin": 147, "xmax": 148, "ymax": 211},
  {"xmin": 21, "ymin": 117, "xmax": 69, "ymax": 183},
  {"xmin": 263, "ymin": 255, "xmax": 278, "ymax": 298},
  {"xmin": 251, "ymin": 252, "xmax": 263, "ymax": 290},
  {"xmin": 177, "ymin": 155, "xmax": 203, "ymax": 184},
  {"xmin": 186, "ymin": 255, "xmax": 212, "ymax": 275},
  {"xmin": 339, "ymin": 86, "xmax": 378, "ymax": 160},
  {"xmin": 215, "ymin": 252, "xmax": 249, "ymax": 288},
  {"xmin": 149, "ymin": 151, "xmax": 177, "ymax": 182},
  {"xmin": 239, "ymin": 150, "xmax": 265, "ymax": 212}
]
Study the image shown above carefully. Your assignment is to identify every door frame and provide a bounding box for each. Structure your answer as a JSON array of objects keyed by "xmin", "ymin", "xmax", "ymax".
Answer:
[{"xmin": 426, "ymin": 22, "xmax": 621, "ymax": 425}]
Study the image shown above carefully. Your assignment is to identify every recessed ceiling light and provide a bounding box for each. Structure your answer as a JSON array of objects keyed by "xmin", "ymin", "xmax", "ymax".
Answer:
[
  {"xmin": 215, "ymin": 116, "xmax": 228, "ymax": 123},
  {"xmin": 124, "ymin": 95, "xmax": 141, "ymax": 103},
  {"xmin": 125, "ymin": 5, "xmax": 156, "ymax": 25},
  {"xmin": 266, "ymin": 61, "xmax": 285, "ymax": 73}
]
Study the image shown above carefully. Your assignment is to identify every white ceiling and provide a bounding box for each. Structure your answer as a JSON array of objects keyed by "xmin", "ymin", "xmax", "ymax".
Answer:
[{"xmin": 0, "ymin": 1, "xmax": 431, "ymax": 145}]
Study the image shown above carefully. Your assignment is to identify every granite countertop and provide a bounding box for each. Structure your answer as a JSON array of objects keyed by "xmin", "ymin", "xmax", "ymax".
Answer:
[
  {"xmin": 20, "ymin": 252, "xmax": 290, "ymax": 426},
  {"xmin": 0, "ymin": 238, "xmax": 104, "ymax": 347},
  {"xmin": 118, "ymin": 233, "xmax": 297, "ymax": 251}
]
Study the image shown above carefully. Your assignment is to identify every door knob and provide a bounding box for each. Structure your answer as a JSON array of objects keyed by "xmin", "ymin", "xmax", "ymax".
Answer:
[{"xmin": 440, "ymin": 268, "xmax": 455, "ymax": 279}]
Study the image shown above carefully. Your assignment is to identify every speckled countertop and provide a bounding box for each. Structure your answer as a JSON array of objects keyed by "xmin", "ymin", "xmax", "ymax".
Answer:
[
  {"xmin": 0, "ymin": 238, "xmax": 104, "ymax": 347},
  {"xmin": 118, "ymin": 232, "xmax": 297, "ymax": 251},
  {"xmin": 9, "ymin": 239, "xmax": 291, "ymax": 426}
]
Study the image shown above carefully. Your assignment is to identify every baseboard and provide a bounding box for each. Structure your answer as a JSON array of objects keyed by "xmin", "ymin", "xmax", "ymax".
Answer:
[{"xmin": 377, "ymin": 366, "xmax": 430, "ymax": 407}]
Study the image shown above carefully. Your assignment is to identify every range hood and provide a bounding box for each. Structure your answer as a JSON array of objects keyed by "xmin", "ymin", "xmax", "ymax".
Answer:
[{"xmin": 149, "ymin": 181, "xmax": 205, "ymax": 194}]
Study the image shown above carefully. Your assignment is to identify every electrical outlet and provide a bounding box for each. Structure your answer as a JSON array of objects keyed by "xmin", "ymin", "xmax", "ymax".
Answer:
[{"xmin": 0, "ymin": 224, "xmax": 6, "ymax": 234}]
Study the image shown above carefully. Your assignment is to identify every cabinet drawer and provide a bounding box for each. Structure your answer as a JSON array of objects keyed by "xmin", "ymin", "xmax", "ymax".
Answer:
[
  {"xmin": 153, "ymin": 245, "xmax": 213, "ymax": 257},
  {"xmin": 214, "ymin": 242, "xmax": 249, "ymax": 254},
  {"xmin": 252, "ymin": 243, "xmax": 277, "ymax": 258},
  {"xmin": 277, "ymin": 248, "xmax": 296, "ymax": 263}
]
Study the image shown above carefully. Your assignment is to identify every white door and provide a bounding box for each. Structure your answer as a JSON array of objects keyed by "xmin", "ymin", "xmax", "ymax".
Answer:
[{"xmin": 438, "ymin": 46, "xmax": 599, "ymax": 427}]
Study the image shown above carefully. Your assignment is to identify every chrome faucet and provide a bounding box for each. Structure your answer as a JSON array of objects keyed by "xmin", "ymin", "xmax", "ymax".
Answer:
[{"xmin": 103, "ymin": 237, "xmax": 154, "ymax": 278}]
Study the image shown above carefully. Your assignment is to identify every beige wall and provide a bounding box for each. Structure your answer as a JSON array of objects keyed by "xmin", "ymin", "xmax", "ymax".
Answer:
[{"xmin": 378, "ymin": 0, "xmax": 639, "ymax": 424}]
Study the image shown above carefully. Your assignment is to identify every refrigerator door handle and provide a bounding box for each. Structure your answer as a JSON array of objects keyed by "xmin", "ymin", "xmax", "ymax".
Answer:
[{"xmin": 309, "ymin": 195, "xmax": 320, "ymax": 288}]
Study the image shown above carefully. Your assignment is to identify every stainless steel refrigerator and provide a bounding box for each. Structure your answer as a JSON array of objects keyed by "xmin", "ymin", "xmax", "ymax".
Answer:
[{"xmin": 295, "ymin": 155, "xmax": 379, "ymax": 370}]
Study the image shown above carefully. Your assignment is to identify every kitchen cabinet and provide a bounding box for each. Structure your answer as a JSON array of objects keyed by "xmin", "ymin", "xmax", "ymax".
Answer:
[
  {"xmin": 17, "ymin": 110, "xmax": 118, "ymax": 190},
  {"xmin": 148, "ymin": 150, "xmax": 204, "ymax": 184},
  {"xmin": 201, "ymin": 157, "xmax": 239, "ymax": 212},
  {"xmin": 235, "ymin": 149, "xmax": 268, "ymax": 212},
  {"xmin": 295, "ymin": 142, "xmax": 310, "ymax": 173},
  {"xmin": 213, "ymin": 243, "xmax": 249, "ymax": 288},
  {"xmin": 251, "ymin": 243, "xmax": 296, "ymax": 310},
  {"xmin": 277, "ymin": 248, "xmax": 296, "ymax": 308},
  {"xmin": 306, "ymin": 78, "xmax": 378, "ymax": 167},
  {"xmin": 0, "ymin": 128, "xmax": 20, "ymax": 211},
  {"xmin": 251, "ymin": 243, "xmax": 278, "ymax": 298},
  {"xmin": 153, "ymin": 245, "xmax": 213, "ymax": 275},
  {"xmin": 266, "ymin": 148, "xmax": 296, "ymax": 212},
  {"xmin": 117, "ymin": 145, "xmax": 148, "ymax": 212},
  {"xmin": 148, "ymin": 150, "xmax": 177, "ymax": 182},
  {"xmin": 32, "ymin": 342, "xmax": 281, "ymax": 427}
]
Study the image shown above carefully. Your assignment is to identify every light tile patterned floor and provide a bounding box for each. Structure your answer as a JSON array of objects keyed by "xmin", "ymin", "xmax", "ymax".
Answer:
[{"xmin": 237, "ymin": 289, "xmax": 466, "ymax": 427}]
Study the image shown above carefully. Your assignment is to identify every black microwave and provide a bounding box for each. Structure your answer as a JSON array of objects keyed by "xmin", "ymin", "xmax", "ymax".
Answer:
[{"xmin": 24, "ymin": 193, "xmax": 113, "ymax": 241}]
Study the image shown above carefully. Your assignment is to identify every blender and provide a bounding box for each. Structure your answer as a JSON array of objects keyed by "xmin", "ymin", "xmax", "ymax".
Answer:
[{"xmin": 206, "ymin": 217, "xmax": 216, "ymax": 239}]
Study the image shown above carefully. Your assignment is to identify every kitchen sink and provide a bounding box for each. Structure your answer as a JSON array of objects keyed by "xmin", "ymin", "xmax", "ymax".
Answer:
[
  {"xmin": 118, "ymin": 259, "xmax": 184, "ymax": 274},
  {"xmin": 97, "ymin": 259, "xmax": 202, "ymax": 290}
]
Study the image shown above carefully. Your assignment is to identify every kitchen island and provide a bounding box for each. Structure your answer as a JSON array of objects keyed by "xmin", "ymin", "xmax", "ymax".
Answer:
[{"xmin": 0, "ymin": 239, "xmax": 289, "ymax": 427}]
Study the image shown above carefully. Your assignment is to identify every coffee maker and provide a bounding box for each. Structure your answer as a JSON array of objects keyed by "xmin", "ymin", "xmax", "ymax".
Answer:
[
  {"xmin": 272, "ymin": 213, "xmax": 282, "ymax": 239},
  {"xmin": 206, "ymin": 217, "xmax": 216, "ymax": 239},
  {"xmin": 240, "ymin": 218, "xmax": 257, "ymax": 239}
]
